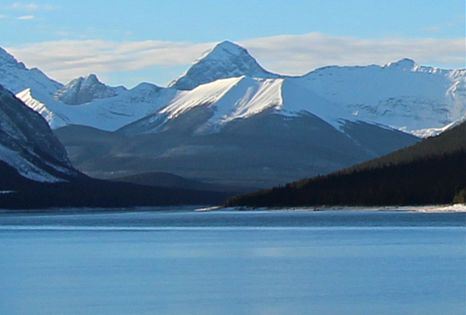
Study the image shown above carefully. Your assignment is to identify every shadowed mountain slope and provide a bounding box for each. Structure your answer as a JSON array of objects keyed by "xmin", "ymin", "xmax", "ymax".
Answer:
[{"xmin": 227, "ymin": 122, "xmax": 466, "ymax": 207}]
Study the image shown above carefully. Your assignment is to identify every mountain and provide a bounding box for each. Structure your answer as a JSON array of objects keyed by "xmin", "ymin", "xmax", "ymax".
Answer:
[
  {"xmin": 0, "ymin": 85, "xmax": 229, "ymax": 209},
  {"xmin": 227, "ymin": 122, "xmax": 466, "ymax": 207},
  {"xmin": 169, "ymin": 40, "xmax": 279, "ymax": 90},
  {"xmin": 54, "ymin": 74, "xmax": 126, "ymax": 105},
  {"xmin": 17, "ymin": 81, "xmax": 177, "ymax": 130},
  {"xmin": 0, "ymin": 47, "xmax": 62, "ymax": 95},
  {"xmin": 55, "ymin": 112, "xmax": 418, "ymax": 188},
  {"xmin": 296, "ymin": 59, "xmax": 466, "ymax": 137},
  {"xmin": 0, "ymin": 84, "xmax": 79, "ymax": 186}
]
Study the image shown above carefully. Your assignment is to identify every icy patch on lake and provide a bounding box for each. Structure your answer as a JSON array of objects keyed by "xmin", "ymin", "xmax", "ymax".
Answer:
[
  {"xmin": 239, "ymin": 204, "xmax": 466, "ymax": 213},
  {"xmin": 412, "ymin": 204, "xmax": 466, "ymax": 212}
]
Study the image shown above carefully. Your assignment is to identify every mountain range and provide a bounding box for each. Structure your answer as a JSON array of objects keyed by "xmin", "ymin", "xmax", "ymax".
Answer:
[
  {"xmin": 2, "ymin": 42, "xmax": 464, "ymax": 136},
  {"xmin": 0, "ymin": 41, "xmax": 464, "ymax": 190}
]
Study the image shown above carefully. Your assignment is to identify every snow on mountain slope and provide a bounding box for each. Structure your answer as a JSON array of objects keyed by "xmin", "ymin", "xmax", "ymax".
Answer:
[
  {"xmin": 0, "ymin": 47, "xmax": 177, "ymax": 131},
  {"xmin": 169, "ymin": 41, "xmax": 280, "ymax": 90},
  {"xmin": 0, "ymin": 144, "xmax": 61, "ymax": 183},
  {"xmin": 163, "ymin": 77, "xmax": 245, "ymax": 119},
  {"xmin": 17, "ymin": 88, "xmax": 69, "ymax": 129},
  {"xmin": 0, "ymin": 47, "xmax": 62, "ymax": 95},
  {"xmin": 295, "ymin": 60, "xmax": 466, "ymax": 135},
  {"xmin": 122, "ymin": 76, "xmax": 355, "ymax": 135},
  {"xmin": 1, "ymin": 42, "xmax": 464, "ymax": 136},
  {"xmin": 18, "ymin": 82, "xmax": 178, "ymax": 131},
  {"xmin": 0, "ymin": 85, "xmax": 78, "ymax": 182},
  {"xmin": 129, "ymin": 63, "xmax": 464, "ymax": 136},
  {"xmin": 163, "ymin": 76, "xmax": 286, "ymax": 122},
  {"xmin": 145, "ymin": 43, "xmax": 465, "ymax": 136},
  {"xmin": 166, "ymin": 76, "xmax": 345, "ymax": 124},
  {"xmin": 55, "ymin": 74, "xmax": 127, "ymax": 105}
]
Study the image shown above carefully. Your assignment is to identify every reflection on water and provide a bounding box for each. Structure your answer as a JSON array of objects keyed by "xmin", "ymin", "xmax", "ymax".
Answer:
[{"xmin": 0, "ymin": 209, "xmax": 465, "ymax": 315}]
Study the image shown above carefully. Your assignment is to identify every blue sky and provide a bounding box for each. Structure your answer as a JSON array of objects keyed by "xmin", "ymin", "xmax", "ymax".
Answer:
[{"xmin": 1, "ymin": 0, "xmax": 464, "ymax": 87}]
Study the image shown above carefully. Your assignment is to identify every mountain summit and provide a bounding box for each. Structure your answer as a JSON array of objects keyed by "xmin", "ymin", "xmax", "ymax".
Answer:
[
  {"xmin": 169, "ymin": 40, "xmax": 279, "ymax": 90},
  {"xmin": 54, "ymin": 74, "xmax": 126, "ymax": 105},
  {"xmin": 384, "ymin": 58, "xmax": 417, "ymax": 70}
]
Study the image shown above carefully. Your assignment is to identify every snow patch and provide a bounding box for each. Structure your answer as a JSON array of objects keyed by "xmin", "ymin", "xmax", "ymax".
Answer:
[
  {"xmin": 17, "ymin": 85, "xmax": 178, "ymax": 131},
  {"xmin": 411, "ymin": 204, "xmax": 466, "ymax": 213},
  {"xmin": 0, "ymin": 144, "xmax": 63, "ymax": 183}
]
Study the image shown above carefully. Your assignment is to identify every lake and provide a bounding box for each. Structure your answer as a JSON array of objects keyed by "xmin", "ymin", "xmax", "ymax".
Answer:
[{"xmin": 0, "ymin": 209, "xmax": 465, "ymax": 315}]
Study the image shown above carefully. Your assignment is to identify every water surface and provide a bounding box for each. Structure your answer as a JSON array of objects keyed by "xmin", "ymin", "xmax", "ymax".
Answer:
[{"xmin": 0, "ymin": 209, "xmax": 464, "ymax": 315}]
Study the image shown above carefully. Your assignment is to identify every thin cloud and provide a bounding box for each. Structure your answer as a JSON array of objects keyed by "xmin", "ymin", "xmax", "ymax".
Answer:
[
  {"xmin": 9, "ymin": 2, "xmax": 56, "ymax": 11},
  {"xmin": 10, "ymin": 2, "xmax": 39, "ymax": 11},
  {"xmin": 17, "ymin": 14, "xmax": 34, "ymax": 20},
  {"xmin": 422, "ymin": 26, "xmax": 442, "ymax": 34},
  {"xmin": 242, "ymin": 33, "xmax": 466, "ymax": 75},
  {"xmin": 8, "ymin": 40, "xmax": 212, "ymax": 83},
  {"xmin": 6, "ymin": 33, "xmax": 465, "ymax": 86}
]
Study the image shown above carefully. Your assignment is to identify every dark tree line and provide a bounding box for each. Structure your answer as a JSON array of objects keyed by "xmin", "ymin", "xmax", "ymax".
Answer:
[{"xmin": 0, "ymin": 162, "xmax": 229, "ymax": 210}]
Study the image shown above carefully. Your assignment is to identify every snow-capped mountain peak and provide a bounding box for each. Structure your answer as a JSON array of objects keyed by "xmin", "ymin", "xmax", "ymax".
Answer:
[
  {"xmin": 169, "ymin": 40, "xmax": 279, "ymax": 90},
  {"xmin": 54, "ymin": 74, "xmax": 126, "ymax": 105},
  {"xmin": 82, "ymin": 74, "xmax": 99, "ymax": 84},
  {"xmin": 0, "ymin": 47, "xmax": 25, "ymax": 68},
  {"xmin": 384, "ymin": 58, "xmax": 417, "ymax": 70},
  {"xmin": 197, "ymin": 40, "xmax": 252, "ymax": 61}
]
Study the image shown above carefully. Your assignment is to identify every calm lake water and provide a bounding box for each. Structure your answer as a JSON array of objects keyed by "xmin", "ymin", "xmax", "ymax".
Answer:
[{"xmin": 0, "ymin": 209, "xmax": 465, "ymax": 315}]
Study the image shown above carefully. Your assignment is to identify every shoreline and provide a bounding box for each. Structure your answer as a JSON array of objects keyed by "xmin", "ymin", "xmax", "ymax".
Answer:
[
  {"xmin": 0, "ymin": 203, "xmax": 464, "ymax": 215},
  {"xmin": 229, "ymin": 204, "xmax": 466, "ymax": 213}
]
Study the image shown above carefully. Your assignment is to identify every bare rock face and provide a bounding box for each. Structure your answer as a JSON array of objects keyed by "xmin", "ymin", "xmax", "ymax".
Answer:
[{"xmin": 54, "ymin": 74, "xmax": 125, "ymax": 105}]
